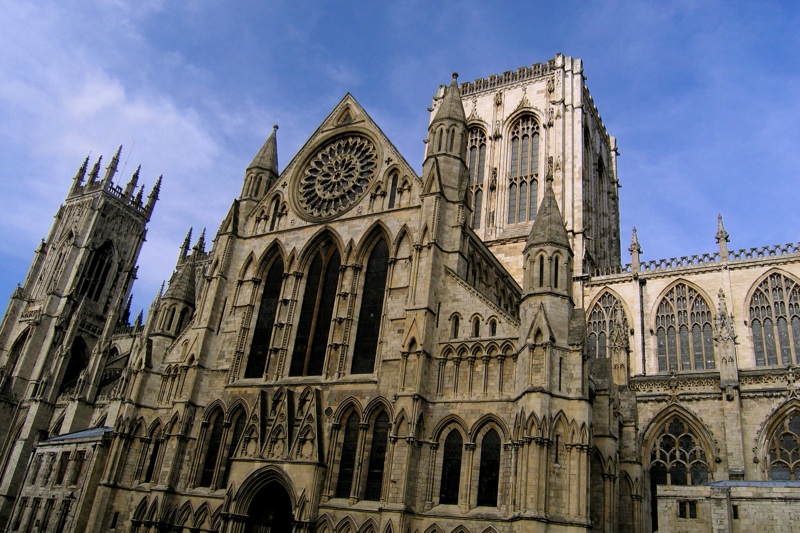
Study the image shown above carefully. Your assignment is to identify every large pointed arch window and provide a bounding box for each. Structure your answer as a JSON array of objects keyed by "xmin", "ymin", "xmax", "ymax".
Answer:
[
  {"xmin": 364, "ymin": 411, "xmax": 390, "ymax": 500},
  {"xmin": 587, "ymin": 293, "xmax": 629, "ymax": 359},
  {"xmin": 467, "ymin": 128, "xmax": 486, "ymax": 229},
  {"xmin": 352, "ymin": 240, "xmax": 389, "ymax": 374},
  {"xmin": 77, "ymin": 242, "xmax": 114, "ymax": 301},
  {"xmin": 58, "ymin": 337, "xmax": 89, "ymax": 396},
  {"xmin": 290, "ymin": 245, "xmax": 340, "ymax": 376},
  {"xmin": 198, "ymin": 409, "xmax": 224, "ymax": 487},
  {"xmin": 439, "ymin": 429, "xmax": 463, "ymax": 504},
  {"xmin": 655, "ymin": 283, "xmax": 715, "ymax": 372},
  {"xmin": 749, "ymin": 272, "xmax": 800, "ymax": 366},
  {"xmin": 245, "ymin": 256, "xmax": 284, "ymax": 378},
  {"xmin": 648, "ymin": 416, "xmax": 709, "ymax": 531},
  {"xmin": 507, "ymin": 116, "xmax": 539, "ymax": 225},
  {"xmin": 766, "ymin": 410, "xmax": 800, "ymax": 480},
  {"xmin": 335, "ymin": 412, "xmax": 360, "ymax": 498},
  {"xmin": 477, "ymin": 429, "xmax": 501, "ymax": 506}
]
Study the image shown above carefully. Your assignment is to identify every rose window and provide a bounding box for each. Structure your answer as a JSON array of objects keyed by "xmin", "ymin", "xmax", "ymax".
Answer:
[{"xmin": 296, "ymin": 135, "xmax": 377, "ymax": 219}]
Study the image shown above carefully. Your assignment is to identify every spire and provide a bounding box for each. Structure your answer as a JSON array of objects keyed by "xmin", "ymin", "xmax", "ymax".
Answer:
[
  {"xmin": 145, "ymin": 176, "xmax": 161, "ymax": 217},
  {"xmin": 525, "ymin": 165, "xmax": 569, "ymax": 252},
  {"xmin": 432, "ymin": 73, "xmax": 467, "ymax": 125},
  {"xmin": 629, "ymin": 227, "xmax": 642, "ymax": 271},
  {"xmin": 103, "ymin": 145, "xmax": 122, "ymax": 184},
  {"xmin": 121, "ymin": 294, "xmax": 132, "ymax": 325},
  {"xmin": 134, "ymin": 310, "xmax": 143, "ymax": 328},
  {"xmin": 134, "ymin": 185, "xmax": 144, "ymax": 206},
  {"xmin": 72, "ymin": 155, "xmax": 89, "ymax": 191},
  {"xmin": 248, "ymin": 125, "xmax": 279, "ymax": 173},
  {"xmin": 716, "ymin": 213, "xmax": 730, "ymax": 261},
  {"xmin": 88, "ymin": 156, "xmax": 102, "ymax": 183},
  {"xmin": 124, "ymin": 165, "xmax": 140, "ymax": 198},
  {"xmin": 179, "ymin": 227, "xmax": 192, "ymax": 263}
]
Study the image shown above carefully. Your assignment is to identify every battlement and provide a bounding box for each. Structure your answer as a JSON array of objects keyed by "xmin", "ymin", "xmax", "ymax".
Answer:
[
  {"xmin": 459, "ymin": 59, "xmax": 556, "ymax": 97},
  {"xmin": 591, "ymin": 241, "xmax": 800, "ymax": 279}
]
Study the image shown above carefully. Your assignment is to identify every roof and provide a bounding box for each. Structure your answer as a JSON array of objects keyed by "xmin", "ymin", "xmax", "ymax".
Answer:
[
  {"xmin": 44, "ymin": 426, "xmax": 113, "ymax": 443},
  {"xmin": 525, "ymin": 179, "xmax": 570, "ymax": 251}
]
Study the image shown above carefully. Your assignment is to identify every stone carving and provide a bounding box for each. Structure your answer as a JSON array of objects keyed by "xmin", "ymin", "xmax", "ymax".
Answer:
[{"xmin": 296, "ymin": 135, "xmax": 377, "ymax": 220}]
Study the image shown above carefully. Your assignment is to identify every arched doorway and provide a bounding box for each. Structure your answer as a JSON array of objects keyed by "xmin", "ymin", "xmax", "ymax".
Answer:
[{"xmin": 244, "ymin": 480, "xmax": 294, "ymax": 532}]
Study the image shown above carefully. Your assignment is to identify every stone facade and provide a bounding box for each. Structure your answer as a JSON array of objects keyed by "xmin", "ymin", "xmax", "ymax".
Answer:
[{"xmin": 0, "ymin": 53, "xmax": 799, "ymax": 533}]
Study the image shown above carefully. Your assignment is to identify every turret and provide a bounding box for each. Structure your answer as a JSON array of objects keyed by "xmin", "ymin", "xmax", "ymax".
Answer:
[
  {"xmin": 520, "ymin": 164, "xmax": 574, "ymax": 342},
  {"xmin": 102, "ymin": 145, "xmax": 122, "ymax": 184},
  {"xmin": 422, "ymin": 73, "xmax": 470, "ymax": 204},
  {"xmin": 241, "ymin": 125, "xmax": 279, "ymax": 206}
]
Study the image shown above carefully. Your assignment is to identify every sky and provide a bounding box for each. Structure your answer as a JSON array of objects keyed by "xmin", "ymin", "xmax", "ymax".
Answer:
[{"xmin": 1, "ymin": 0, "xmax": 799, "ymax": 318}]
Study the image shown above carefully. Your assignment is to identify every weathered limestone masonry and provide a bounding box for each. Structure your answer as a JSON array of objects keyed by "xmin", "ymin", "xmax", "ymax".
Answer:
[{"xmin": 0, "ymin": 53, "xmax": 799, "ymax": 533}]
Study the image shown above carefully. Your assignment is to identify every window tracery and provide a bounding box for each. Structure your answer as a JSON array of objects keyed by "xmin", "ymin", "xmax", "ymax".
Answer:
[
  {"xmin": 507, "ymin": 116, "xmax": 539, "ymax": 225},
  {"xmin": 335, "ymin": 412, "xmax": 359, "ymax": 498},
  {"xmin": 655, "ymin": 284, "xmax": 715, "ymax": 372},
  {"xmin": 647, "ymin": 416, "xmax": 709, "ymax": 531},
  {"xmin": 77, "ymin": 242, "xmax": 114, "ymax": 301},
  {"xmin": 587, "ymin": 292, "xmax": 628, "ymax": 359},
  {"xmin": 295, "ymin": 135, "xmax": 378, "ymax": 220},
  {"xmin": 749, "ymin": 273, "xmax": 800, "ymax": 366},
  {"xmin": 766, "ymin": 411, "xmax": 800, "ymax": 480}
]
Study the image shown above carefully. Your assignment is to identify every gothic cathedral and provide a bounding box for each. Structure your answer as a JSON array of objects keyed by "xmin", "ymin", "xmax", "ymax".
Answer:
[{"xmin": 1, "ymin": 54, "xmax": 799, "ymax": 533}]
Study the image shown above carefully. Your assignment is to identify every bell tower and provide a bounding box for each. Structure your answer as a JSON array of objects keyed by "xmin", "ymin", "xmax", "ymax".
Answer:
[{"xmin": 0, "ymin": 148, "xmax": 160, "ymax": 526}]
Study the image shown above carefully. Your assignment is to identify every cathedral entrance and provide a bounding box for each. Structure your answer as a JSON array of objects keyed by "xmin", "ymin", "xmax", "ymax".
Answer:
[{"xmin": 244, "ymin": 481, "xmax": 294, "ymax": 533}]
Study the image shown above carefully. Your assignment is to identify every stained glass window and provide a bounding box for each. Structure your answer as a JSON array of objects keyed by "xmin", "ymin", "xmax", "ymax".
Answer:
[
  {"xmin": 767, "ymin": 412, "xmax": 800, "ymax": 480},
  {"xmin": 507, "ymin": 116, "xmax": 539, "ymax": 225}
]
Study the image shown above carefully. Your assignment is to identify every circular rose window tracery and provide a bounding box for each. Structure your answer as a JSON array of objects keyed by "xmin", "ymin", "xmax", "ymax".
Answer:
[{"xmin": 296, "ymin": 135, "xmax": 377, "ymax": 220}]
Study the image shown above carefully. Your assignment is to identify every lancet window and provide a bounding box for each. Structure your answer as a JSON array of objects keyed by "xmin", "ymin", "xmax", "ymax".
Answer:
[
  {"xmin": 439, "ymin": 429, "xmax": 463, "ymax": 504},
  {"xmin": 335, "ymin": 413, "xmax": 360, "ymax": 498},
  {"xmin": 245, "ymin": 256, "xmax": 284, "ymax": 378},
  {"xmin": 197, "ymin": 409, "xmax": 224, "ymax": 487},
  {"xmin": 290, "ymin": 245, "xmax": 340, "ymax": 376},
  {"xmin": 351, "ymin": 239, "xmax": 389, "ymax": 374},
  {"xmin": 467, "ymin": 128, "xmax": 486, "ymax": 229},
  {"xmin": 749, "ymin": 273, "xmax": 800, "ymax": 366},
  {"xmin": 364, "ymin": 411, "xmax": 390, "ymax": 500},
  {"xmin": 476, "ymin": 429, "xmax": 501, "ymax": 506},
  {"xmin": 507, "ymin": 116, "xmax": 539, "ymax": 225},
  {"xmin": 766, "ymin": 411, "xmax": 800, "ymax": 480},
  {"xmin": 655, "ymin": 283, "xmax": 715, "ymax": 372},
  {"xmin": 587, "ymin": 292, "xmax": 628, "ymax": 359}
]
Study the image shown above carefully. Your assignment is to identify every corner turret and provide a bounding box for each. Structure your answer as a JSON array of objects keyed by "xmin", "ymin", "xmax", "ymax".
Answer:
[{"xmin": 241, "ymin": 125, "xmax": 279, "ymax": 209}]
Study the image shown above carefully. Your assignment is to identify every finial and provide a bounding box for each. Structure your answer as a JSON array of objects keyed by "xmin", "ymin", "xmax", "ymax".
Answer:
[
  {"xmin": 195, "ymin": 228, "xmax": 206, "ymax": 254},
  {"xmin": 145, "ymin": 176, "xmax": 162, "ymax": 216},
  {"xmin": 124, "ymin": 165, "xmax": 140, "ymax": 197},
  {"xmin": 452, "ymin": 72, "xmax": 459, "ymax": 82},
  {"xmin": 103, "ymin": 145, "xmax": 122, "ymax": 184},
  {"xmin": 134, "ymin": 185, "xmax": 144, "ymax": 205},
  {"xmin": 179, "ymin": 227, "xmax": 192, "ymax": 262},
  {"xmin": 88, "ymin": 156, "xmax": 102, "ymax": 183},
  {"xmin": 629, "ymin": 227, "xmax": 642, "ymax": 271},
  {"xmin": 72, "ymin": 155, "xmax": 89, "ymax": 189},
  {"xmin": 134, "ymin": 310, "xmax": 143, "ymax": 328},
  {"xmin": 716, "ymin": 213, "xmax": 730, "ymax": 261},
  {"xmin": 273, "ymin": 124, "xmax": 279, "ymax": 132}
]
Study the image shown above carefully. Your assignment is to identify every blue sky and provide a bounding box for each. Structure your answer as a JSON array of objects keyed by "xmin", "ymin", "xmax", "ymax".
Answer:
[{"xmin": 1, "ymin": 1, "xmax": 799, "ymax": 317}]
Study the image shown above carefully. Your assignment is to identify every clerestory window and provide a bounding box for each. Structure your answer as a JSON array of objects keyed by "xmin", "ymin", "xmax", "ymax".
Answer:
[{"xmin": 467, "ymin": 128, "xmax": 486, "ymax": 229}]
